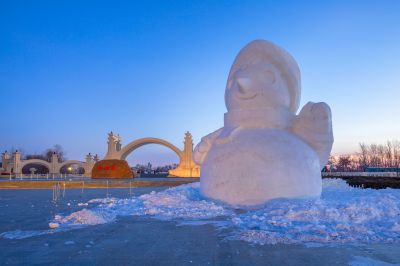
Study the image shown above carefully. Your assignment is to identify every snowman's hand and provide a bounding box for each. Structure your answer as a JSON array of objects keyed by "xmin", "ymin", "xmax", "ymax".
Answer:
[
  {"xmin": 193, "ymin": 128, "xmax": 224, "ymax": 165},
  {"xmin": 215, "ymin": 127, "xmax": 242, "ymax": 145},
  {"xmin": 291, "ymin": 102, "xmax": 334, "ymax": 169}
]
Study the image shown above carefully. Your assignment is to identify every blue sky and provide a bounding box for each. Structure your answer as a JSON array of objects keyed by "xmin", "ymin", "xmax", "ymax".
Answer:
[{"xmin": 1, "ymin": 0, "xmax": 400, "ymax": 165}]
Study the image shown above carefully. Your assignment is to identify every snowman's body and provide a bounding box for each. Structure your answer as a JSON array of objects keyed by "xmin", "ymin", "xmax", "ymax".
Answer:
[
  {"xmin": 194, "ymin": 40, "xmax": 333, "ymax": 206},
  {"xmin": 201, "ymin": 128, "xmax": 321, "ymax": 206}
]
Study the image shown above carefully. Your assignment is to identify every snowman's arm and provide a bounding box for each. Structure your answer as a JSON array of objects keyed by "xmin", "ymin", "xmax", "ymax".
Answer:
[
  {"xmin": 193, "ymin": 128, "xmax": 224, "ymax": 165},
  {"xmin": 291, "ymin": 102, "xmax": 334, "ymax": 170}
]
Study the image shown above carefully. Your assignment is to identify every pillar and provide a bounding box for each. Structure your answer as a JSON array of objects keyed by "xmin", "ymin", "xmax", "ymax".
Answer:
[
  {"xmin": 116, "ymin": 134, "xmax": 122, "ymax": 151},
  {"xmin": 13, "ymin": 150, "xmax": 22, "ymax": 175},
  {"xmin": 84, "ymin": 153, "xmax": 95, "ymax": 177},
  {"xmin": 51, "ymin": 152, "xmax": 59, "ymax": 174},
  {"xmin": 168, "ymin": 132, "xmax": 200, "ymax": 177},
  {"xmin": 106, "ymin": 131, "xmax": 121, "ymax": 158},
  {"xmin": 1, "ymin": 151, "xmax": 10, "ymax": 173}
]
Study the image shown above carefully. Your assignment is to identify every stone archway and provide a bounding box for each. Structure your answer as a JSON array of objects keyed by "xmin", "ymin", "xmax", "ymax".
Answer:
[
  {"xmin": 20, "ymin": 159, "xmax": 51, "ymax": 174},
  {"xmin": 113, "ymin": 138, "xmax": 183, "ymax": 161},
  {"xmin": 5, "ymin": 151, "xmax": 96, "ymax": 177},
  {"xmin": 57, "ymin": 160, "xmax": 86, "ymax": 174},
  {"xmin": 103, "ymin": 132, "xmax": 200, "ymax": 177},
  {"xmin": 117, "ymin": 138, "xmax": 183, "ymax": 177}
]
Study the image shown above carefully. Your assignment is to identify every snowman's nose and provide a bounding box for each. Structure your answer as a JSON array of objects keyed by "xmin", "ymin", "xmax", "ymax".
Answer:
[{"xmin": 236, "ymin": 78, "xmax": 253, "ymax": 94}]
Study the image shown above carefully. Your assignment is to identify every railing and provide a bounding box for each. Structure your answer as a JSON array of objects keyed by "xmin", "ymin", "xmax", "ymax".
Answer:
[
  {"xmin": 322, "ymin": 172, "xmax": 400, "ymax": 178},
  {"xmin": 13, "ymin": 173, "xmax": 85, "ymax": 180}
]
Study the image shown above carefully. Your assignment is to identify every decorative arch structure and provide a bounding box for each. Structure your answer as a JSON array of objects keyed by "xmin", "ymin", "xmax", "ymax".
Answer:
[
  {"xmin": 20, "ymin": 159, "xmax": 51, "ymax": 173},
  {"xmin": 104, "ymin": 132, "xmax": 200, "ymax": 177},
  {"xmin": 4, "ymin": 151, "xmax": 96, "ymax": 177},
  {"xmin": 57, "ymin": 160, "xmax": 86, "ymax": 174},
  {"xmin": 118, "ymin": 138, "xmax": 182, "ymax": 161}
]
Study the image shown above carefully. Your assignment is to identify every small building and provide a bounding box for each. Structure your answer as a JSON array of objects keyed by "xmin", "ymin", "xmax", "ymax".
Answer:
[{"xmin": 365, "ymin": 167, "xmax": 400, "ymax": 173}]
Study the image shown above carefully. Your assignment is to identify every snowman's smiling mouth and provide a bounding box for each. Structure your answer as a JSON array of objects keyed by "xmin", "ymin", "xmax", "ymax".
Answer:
[{"xmin": 235, "ymin": 91, "xmax": 258, "ymax": 100}]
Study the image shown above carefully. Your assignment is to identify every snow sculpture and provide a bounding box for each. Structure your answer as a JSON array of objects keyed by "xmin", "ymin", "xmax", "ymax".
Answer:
[{"xmin": 194, "ymin": 40, "xmax": 333, "ymax": 206}]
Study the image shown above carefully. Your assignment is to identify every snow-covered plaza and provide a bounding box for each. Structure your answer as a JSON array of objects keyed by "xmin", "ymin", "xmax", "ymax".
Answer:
[{"xmin": 1, "ymin": 179, "xmax": 399, "ymax": 265}]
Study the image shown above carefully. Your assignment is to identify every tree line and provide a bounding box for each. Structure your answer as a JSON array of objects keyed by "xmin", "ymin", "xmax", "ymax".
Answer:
[
  {"xmin": 327, "ymin": 140, "xmax": 400, "ymax": 172},
  {"xmin": 23, "ymin": 144, "xmax": 67, "ymax": 162}
]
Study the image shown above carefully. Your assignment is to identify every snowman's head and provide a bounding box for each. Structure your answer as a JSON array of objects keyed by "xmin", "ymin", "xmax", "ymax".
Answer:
[{"xmin": 225, "ymin": 40, "xmax": 301, "ymax": 114}]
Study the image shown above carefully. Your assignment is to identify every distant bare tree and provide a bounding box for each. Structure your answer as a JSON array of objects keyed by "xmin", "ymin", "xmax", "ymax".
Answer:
[
  {"xmin": 385, "ymin": 141, "xmax": 393, "ymax": 167},
  {"xmin": 369, "ymin": 144, "xmax": 379, "ymax": 167},
  {"xmin": 359, "ymin": 142, "xmax": 369, "ymax": 170},
  {"xmin": 337, "ymin": 155, "xmax": 351, "ymax": 171},
  {"xmin": 393, "ymin": 141, "xmax": 400, "ymax": 167},
  {"xmin": 377, "ymin": 144, "xmax": 386, "ymax": 167},
  {"xmin": 44, "ymin": 144, "xmax": 66, "ymax": 162}
]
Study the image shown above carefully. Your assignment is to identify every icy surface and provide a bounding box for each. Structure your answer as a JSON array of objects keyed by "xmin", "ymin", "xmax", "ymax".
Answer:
[
  {"xmin": 1, "ymin": 179, "xmax": 400, "ymax": 246},
  {"xmin": 0, "ymin": 229, "xmax": 56, "ymax": 240},
  {"xmin": 47, "ymin": 184, "xmax": 230, "ymax": 229},
  {"xmin": 348, "ymin": 255, "xmax": 397, "ymax": 266}
]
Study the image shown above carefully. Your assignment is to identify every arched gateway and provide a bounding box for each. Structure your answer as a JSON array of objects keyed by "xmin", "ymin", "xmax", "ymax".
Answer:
[
  {"xmin": 104, "ymin": 132, "xmax": 200, "ymax": 177},
  {"xmin": 20, "ymin": 159, "xmax": 51, "ymax": 172},
  {"xmin": 1, "ymin": 151, "xmax": 96, "ymax": 177}
]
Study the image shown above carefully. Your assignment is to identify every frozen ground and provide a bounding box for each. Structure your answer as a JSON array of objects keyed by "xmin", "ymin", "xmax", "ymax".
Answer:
[{"xmin": 1, "ymin": 179, "xmax": 400, "ymax": 265}]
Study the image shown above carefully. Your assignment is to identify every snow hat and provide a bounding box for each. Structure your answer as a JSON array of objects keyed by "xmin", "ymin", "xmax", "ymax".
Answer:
[{"xmin": 227, "ymin": 39, "xmax": 301, "ymax": 113}]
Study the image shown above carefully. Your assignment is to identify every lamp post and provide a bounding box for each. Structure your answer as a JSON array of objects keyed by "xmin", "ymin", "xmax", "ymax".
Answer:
[{"xmin": 67, "ymin": 166, "xmax": 73, "ymax": 177}]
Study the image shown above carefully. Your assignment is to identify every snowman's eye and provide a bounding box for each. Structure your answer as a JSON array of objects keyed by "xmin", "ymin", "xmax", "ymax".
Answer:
[{"xmin": 262, "ymin": 70, "xmax": 276, "ymax": 84}]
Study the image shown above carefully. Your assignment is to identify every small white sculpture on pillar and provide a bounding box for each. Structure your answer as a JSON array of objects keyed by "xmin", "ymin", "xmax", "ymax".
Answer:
[{"xmin": 194, "ymin": 40, "xmax": 333, "ymax": 206}]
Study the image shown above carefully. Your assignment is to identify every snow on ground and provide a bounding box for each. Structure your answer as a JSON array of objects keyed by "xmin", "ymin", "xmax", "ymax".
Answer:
[
  {"xmin": 1, "ymin": 179, "xmax": 400, "ymax": 246},
  {"xmin": 232, "ymin": 179, "xmax": 400, "ymax": 245},
  {"xmin": 50, "ymin": 183, "xmax": 230, "ymax": 227}
]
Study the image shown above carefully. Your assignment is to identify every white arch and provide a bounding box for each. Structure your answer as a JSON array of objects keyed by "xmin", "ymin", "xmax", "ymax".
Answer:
[
  {"xmin": 20, "ymin": 159, "xmax": 51, "ymax": 172},
  {"xmin": 118, "ymin": 137, "xmax": 183, "ymax": 161},
  {"xmin": 103, "ymin": 133, "xmax": 200, "ymax": 177},
  {"xmin": 57, "ymin": 160, "xmax": 85, "ymax": 173}
]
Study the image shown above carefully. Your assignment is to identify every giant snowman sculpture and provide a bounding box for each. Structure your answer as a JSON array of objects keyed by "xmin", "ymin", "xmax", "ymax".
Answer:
[{"xmin": 193, "ymin": 40, "xmax": 333, "ymax": 206}]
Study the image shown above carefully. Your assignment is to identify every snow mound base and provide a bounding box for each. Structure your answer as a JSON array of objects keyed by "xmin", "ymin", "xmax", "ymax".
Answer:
[
  {"xmin": 2, "ymin": 179, "xmax": 400, "ymax": 246},
  {"xmin": 52, "ymin": 183, "xmax": 231, "ymax": 228}
]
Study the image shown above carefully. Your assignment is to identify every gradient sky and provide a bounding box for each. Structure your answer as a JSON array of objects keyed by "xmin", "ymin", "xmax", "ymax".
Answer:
[{"xmin": 1, "ymin": 0, "xmax": 400, "ymax": 166}]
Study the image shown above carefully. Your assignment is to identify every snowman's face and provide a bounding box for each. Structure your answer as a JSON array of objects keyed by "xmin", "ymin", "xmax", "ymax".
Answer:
[{"xmin": 225, "ymin": 62, "xmax": 291, "ymax": 111}]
